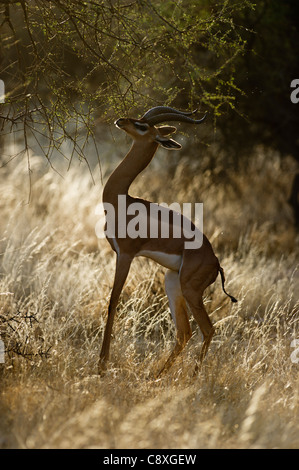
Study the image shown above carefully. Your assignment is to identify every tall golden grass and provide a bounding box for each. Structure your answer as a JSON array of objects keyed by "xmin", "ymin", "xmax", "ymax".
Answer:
[{"xmin": 0, "ymin": 141, "xmax": 298, "ymax": 449}]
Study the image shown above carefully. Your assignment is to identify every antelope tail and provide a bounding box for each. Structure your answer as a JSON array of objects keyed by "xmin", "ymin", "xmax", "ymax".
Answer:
[{"xmin": 219, "ymin": 266, "xmax": 238, "ymax": 303}]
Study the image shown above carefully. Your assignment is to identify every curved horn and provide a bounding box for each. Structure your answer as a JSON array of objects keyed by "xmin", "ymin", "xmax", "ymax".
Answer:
[
  {"xmin": 141, "ymin": 106, "xmax": 197, "ymax": 121},
  {"xmin": 145, "ymin": 111, "xmax": 207, "ymax": 126}
]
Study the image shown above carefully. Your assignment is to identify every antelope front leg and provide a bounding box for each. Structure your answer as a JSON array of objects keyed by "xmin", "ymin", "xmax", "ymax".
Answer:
[
  {"xmin": 98, "ymin": 253, "xmax": 132, "ymax": 374},
  {"xmin": 156, "ymin": 270, "xmax": 192, "ymax": 378}
]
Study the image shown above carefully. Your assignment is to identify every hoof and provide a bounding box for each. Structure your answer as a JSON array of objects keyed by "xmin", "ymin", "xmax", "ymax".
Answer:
[{"xmin": 98, "ymin": 359, "xmax": 107, "ymax": 376}]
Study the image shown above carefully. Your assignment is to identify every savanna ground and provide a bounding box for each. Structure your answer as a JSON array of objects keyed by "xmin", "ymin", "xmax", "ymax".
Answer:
[{"xmin": 0, "ymin": 129, "xmax": 298, "ymax": 449}]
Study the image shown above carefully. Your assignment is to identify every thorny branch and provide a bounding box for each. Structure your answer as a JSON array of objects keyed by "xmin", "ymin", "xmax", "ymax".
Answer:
[{"xmin": 0, "ymin": 0, "xmax": 249, "ymax": 173}]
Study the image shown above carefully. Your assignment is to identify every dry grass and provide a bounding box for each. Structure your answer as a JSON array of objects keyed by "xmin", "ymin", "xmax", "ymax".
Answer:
[{"xmin": 0, "ymin": 141, "xmax": 298, "ymax": 449}]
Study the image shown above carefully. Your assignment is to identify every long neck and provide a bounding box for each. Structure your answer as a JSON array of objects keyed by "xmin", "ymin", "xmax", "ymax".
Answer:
[{"xmin": 103, "ymin": 140, "xmax": 158, "ymax": 204}]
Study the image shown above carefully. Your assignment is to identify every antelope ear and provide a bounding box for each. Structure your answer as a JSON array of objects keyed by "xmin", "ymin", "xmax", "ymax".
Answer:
[
  {"xmin": 157, "ymin": 125, "xmax": 177, "ymax": 136},
  {"xmin": 155, "ymin": 135, "xmax": 181, "ymax": 150}
]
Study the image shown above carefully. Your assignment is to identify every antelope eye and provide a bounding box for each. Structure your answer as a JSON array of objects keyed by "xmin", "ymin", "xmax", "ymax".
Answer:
[{"xmin": 134, "ymin": 122, "xmax": 149, "ymax": 132}]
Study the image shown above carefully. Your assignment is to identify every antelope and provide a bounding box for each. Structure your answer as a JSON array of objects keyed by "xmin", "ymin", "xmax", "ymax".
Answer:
[{"xmin": 99, "ymin": 106, "xmax": 237, "ymax": 376}]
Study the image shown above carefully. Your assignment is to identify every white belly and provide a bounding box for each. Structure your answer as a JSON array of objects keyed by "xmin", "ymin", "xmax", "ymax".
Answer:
[{"xmin": 137, "ymin": 250, "xmax": 182, "ymax": 271}]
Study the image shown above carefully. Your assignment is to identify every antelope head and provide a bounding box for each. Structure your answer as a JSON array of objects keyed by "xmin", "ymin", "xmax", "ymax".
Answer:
[{"xmin": 115, "ymin": 106, "xmax": 207, "ymax": 149}]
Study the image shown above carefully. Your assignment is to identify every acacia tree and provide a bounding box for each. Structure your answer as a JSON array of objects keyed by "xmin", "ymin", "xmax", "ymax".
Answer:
[
  {"xmin": 0, "ymin": 0, "xmax": 252, "ymax": 168},
  {"xmin": 217, "ymin": 0, "xmax": 299, "ymax": 227}
]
